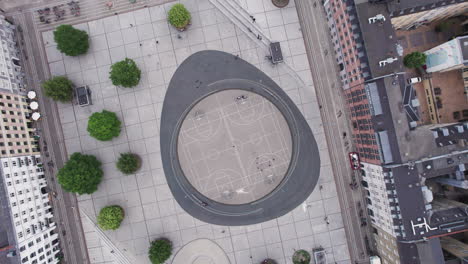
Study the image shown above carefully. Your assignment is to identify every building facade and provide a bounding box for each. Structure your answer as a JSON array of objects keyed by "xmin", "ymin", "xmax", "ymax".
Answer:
[
  {"xmin": 324, "ymin": 0, "xmax": 381, "ymax": 165},
  {"xmin": 389, "ymin": 0, "xmax": 468, "ymax": 30},
  {"xmin": 0, "ymin": 15, "xmax": 25, "ymax": 94},
  {"xmin": 0, "ymin": 155, "xmax": 59, "ymax": 264},
  {"xmin": 0, "ymin": 91, "xmax": 39, "ymax": 157},
  {"xmin": 324, "ymin": 0, "xmax": 468, "ymax": 263}
]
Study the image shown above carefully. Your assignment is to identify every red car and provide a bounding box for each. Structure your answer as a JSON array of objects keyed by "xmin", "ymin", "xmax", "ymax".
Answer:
[{"xmin": 349, "ymin": 152, "xmax": 361, "ymax": 170}]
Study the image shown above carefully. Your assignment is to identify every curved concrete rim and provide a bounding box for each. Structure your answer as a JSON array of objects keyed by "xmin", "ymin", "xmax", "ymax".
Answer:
[
  {"xmin": 160, "ymin": 50, "xmax": 321, "ymax": 225},
  {"xmin": 172, "ymin": 239, "xmax": 230, "ymax": 264}
]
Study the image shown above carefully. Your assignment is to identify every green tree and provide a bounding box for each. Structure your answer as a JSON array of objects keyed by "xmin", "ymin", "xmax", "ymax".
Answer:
[
  {"xmin": 109, "ymin": 58, "xmax": 141, "ymax": 88},
  {"xmin": 148, "ymin": 239, "xmax": 172, "ymax": 264},
  {"xmin": 168, "ymin": 3, "xmax": 191, "ymax": 29},
  {"xmin": 116, "ymin": 153, "xmax": 141, "ymax": 175},
  {"xmin": 97, "ymin": 205, "xmax": 124, "ymax": 230},
  {"xmin": 42, "ymin": 76, "xmax": 74, "ymax": 102},
  {"xmin": 54, "ymin": 25, "xmax": 89, "ymax": 56},
  {"xmin": 57, "ymin": 153, "xmax": 103, "ymax": 194},
  {"xmin": 87, "ymin": 110, "xmax": 121, "ymax": 141},
  {"xmin": 292, "ymin": 250, "xmax": 311, "ymax": 264},
  {"xmin": 403, "ymin": 52, "xmax": 427, "ymax": 68}
]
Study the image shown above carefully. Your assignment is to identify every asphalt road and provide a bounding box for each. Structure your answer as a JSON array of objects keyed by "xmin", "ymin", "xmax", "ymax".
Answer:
[
  {"xmin": 295, "ymin": 1, "xmax": 374, "ymax": 263},
  {"xmin": 8, "ymin": 11, "xmax": 89, "ymax": 264}
]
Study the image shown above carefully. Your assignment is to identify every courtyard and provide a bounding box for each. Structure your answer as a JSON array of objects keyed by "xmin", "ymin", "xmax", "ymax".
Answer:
[
  {"xmin": 40, "ymin": 0, "xmax": 349, "ymax": 263},
  {"xmin": 396, "ymin": 18, "xmax": 468, "ymax": 124}
]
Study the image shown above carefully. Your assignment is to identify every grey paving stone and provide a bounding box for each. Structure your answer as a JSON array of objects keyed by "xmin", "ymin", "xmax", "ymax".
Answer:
[
  {"xmin": 137, "ymin": 23, "xmax": 155, "ymax": 41},
  {"xmin": 118, "ymin": 12, "xmax": 136, "ymax": 29},
  {"xmin": 49, "ymin": 60, "xmax": 66, "ymax": 76},
  {"xmin": 109, "ymin": 46, "xmax": 125, "ymax": 63},
  {"xmin": 106, "ymin": 30, "xmax": 124, "ymax": 48},
  {"xmin": 279, "ymin": 223, "xmax": 297, "ymax": 241},
  {"xmin": 231, "ymin": 234, "xmax": 249, "ymax": 251},
  {"xmin": 149, "ymin": 5, "xmax": 166, "ymax": 22},
  {"xmin": 161, "ymin": 215, "xmax": 179, "ymax": 232},
  {"xmin": 247, "ymin": 230, "xmax": 265, "ymax": 248},
  {"xmin": 102, "ymin": 15, "xmax": 120, "ymax": 33},
  {"xmin": 203, "ymin": 24, "xmax": 221, "ymax": 42},
  {"xmin": 88, "ymin": 19, "xmax": 105, "ymax": 36},
  {"xmin": 323, "ymin": 197, "xmax": 341, "ymax": 215},
  {"xmin": 45, "ymin": 45, "xmax": 62, "ymax": 62}
]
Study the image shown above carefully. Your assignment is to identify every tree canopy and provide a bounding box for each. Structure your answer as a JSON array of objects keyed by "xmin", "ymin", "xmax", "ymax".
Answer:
[
  {"xmin": 54, "ymin": 25, "xmax": 89, "ymax": 56},
  {"xmin": 168, "ymin": 4, "xmax": 191, "ymax": 29},
  {"xmin": 42, "ymin": 76, "xmax": 74, "ymax": 102},
  {"xmin": 116, "ymin": 153, "xmax": 141, "ymax": 175},
  {"xmin": 87, "ymin": 110, "xmax": 121, "ymax": 141},
  {"xmin": 97, "ymin": 205, "xmax": 124, "ymax": 230},
  {"xmin": 109, "ymin": 58, "xmax": 141, "ymax": 88},
  {"xmin": 403, "ymin": 52, "xmax": 427, "ymax": 69},
  {"xmin": 57, "ymin": 153, "xmax": 103, "ymax": 194},
  {"xmin": 148, "ymin": 239, "xmax": 172, "ymax": 264}
]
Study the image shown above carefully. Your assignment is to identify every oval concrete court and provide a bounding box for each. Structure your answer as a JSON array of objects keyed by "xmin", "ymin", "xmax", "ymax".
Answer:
[
  {"xmin": 172, "ymin": 239, "xmax": 230, "ymax": 264},
  {"xmin": 160, "ymin": 50, "xmax": 321, "ymax": 225}
]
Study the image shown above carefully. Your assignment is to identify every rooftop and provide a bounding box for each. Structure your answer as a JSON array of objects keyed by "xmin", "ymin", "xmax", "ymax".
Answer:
[
  {"xmin": 424, "ymin": 36, "xmax": 468, "ymax": 73},
  {"xmin": 387, "ymin": 0, "xmax": 467, "ymax": 17},
  {"xmin": 355, "ymin": 1, "xmax": 404, "ymax": 78}
]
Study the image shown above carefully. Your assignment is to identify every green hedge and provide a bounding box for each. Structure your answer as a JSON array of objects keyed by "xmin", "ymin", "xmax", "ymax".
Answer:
[
  {"xmin": 87, "ymin": 110, "xmax": 121, "ymax": 141},
  {"xmin": 292, "ymin": 250, "xmax": 311, "ymax": 264},
  {"xmin": 109, "ymin": 58, "xmax": 141, "ymax": 88},
  {"xmin": 168, "ymin": 4, "xmax": 191, "ymax": 29},
  {"xmin": 42, "ymin": 76, "xmax": 74, "ymax": 102},
  {"xmin": 116, "ymin": 153, "xmax": 141, "ymax": 175},
  {"xmin": 148, "ymin": 238, "xmax": 172, "ymax": 264},
  {"xmin": 57, "ymin": 153, "xmax": 103, "ymax": 194},
  {"xmin": 97, "ymin": 205, "xmax": 124, "ymax": 230},
  {"xmin": 54, "ymin": 25, "xmax": 89, "ymax": 56}
]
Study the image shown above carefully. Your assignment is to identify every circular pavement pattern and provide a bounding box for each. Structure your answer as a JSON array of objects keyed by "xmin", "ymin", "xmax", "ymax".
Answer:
[
  {"xmin": 160, "ymin": 50, "xmax": 320, "ymax": 225},
  {"xmin": 177, "ymin": 89, "xmax": 292, "ymax": 205},
  {"xmin": 172, "ymin": 239, "xmax": 230, "ymax": 264}
]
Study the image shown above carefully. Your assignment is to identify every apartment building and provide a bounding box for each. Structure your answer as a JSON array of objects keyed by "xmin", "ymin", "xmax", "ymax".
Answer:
[
  {"xmin": 388, "ymin": 0, "xmax": 468, "ymax": 30},
  {"xmin": 324, "ymin": 0, "xmax": 468, "ymax": 263},
  {"xmin": 323, "ymin": 0, "xmax": 381, "ymax": 165},
  {"xmin": 0, "ymin": 91, "xmax": 39, "ymax": 157},
  {"xmin": 0, "ymin": 15, "xmax": 25, "ymax": 94},
  {"xmin": 0, "ymin": 155, "xmax": 59, "ymax": 264}
]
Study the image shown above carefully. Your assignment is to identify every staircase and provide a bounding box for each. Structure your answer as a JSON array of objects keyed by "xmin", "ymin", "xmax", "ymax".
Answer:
[
  {"xmin": 80, "ymin": 208, "xmax": 136, "ymax": 264},
  {"xmin": 209, "ymin": 0, "xmax": 308, "ymax": 106},
  {"xmin": 32, "ymin": 0, "xmax": 174, "ymax": 32}
]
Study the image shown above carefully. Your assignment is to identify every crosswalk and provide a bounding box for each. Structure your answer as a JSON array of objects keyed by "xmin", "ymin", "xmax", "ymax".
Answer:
[{"xmin": 31, "ymin": 0, "xmax": 173, "ymax": 31}]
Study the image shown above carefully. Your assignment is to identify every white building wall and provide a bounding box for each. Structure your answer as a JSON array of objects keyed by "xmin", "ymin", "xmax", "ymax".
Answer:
[
  {"xmin": 0, "ymin": 15, "xmax": 25, "ymax": 94},
  {"xmin": 361, "ymin": 162, "xmax": 396, "ymax": 237},
  {"xmin": 1, "ymin": 155, "xmax": 60, "ymax": 264}
]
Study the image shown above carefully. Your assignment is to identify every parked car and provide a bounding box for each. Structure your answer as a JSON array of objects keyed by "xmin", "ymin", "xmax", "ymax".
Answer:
[
  {"xmin": 348, "ymin": 152, "xmax": 361, "ymax": 170},
  {"xmin": 407, "ymin": 77, "xmax": 422, "ymax": 84}
]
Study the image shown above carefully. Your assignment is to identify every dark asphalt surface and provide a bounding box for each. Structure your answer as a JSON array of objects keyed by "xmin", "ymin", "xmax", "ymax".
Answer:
[{"xmin": 160, "ymin": 50, "xmax": 321, "ymax": 225}]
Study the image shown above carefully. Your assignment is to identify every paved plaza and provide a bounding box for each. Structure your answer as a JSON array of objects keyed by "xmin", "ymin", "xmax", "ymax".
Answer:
[{"xmin": 41, "ymin": 0, "xmax": 350, "ymax": 263}]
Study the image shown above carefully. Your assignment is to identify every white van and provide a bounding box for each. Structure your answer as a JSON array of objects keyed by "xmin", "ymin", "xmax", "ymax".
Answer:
[{"xmin": 407, "ymin": 77, "xmax": 422, "ymax": 84}]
